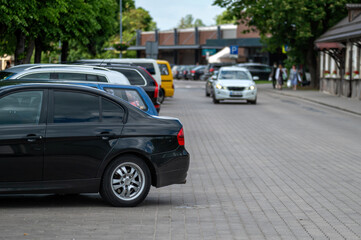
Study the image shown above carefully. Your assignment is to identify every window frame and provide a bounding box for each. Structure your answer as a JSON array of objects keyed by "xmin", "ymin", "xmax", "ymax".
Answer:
[
  {"xmin": 0, "ymin": 89, "xmax": 48, "ymax": 126},
  {"xmin": 47, "ymin": 89, "xmax": 127, "ymax": 125}
]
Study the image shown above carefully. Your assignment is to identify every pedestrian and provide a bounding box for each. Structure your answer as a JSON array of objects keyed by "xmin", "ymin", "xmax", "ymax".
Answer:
[
  {"xmin": 269, "ymin": 62, "xmax": 277, "ymax": 89},
  {"xmin": 275, "ymin": 64, "xmax": 287, "ymax": 90},
  {"xmin": 289, "ymin": 65, "xmax": 300, "ymax": 90}
]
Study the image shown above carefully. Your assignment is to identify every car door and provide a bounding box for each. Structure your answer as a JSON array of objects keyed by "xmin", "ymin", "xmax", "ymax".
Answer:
[
  {"xmin": 0, "ymin": 89, "xmax": 46, "ymax": 182},
  {"xmin": 44, "ymin": 89, "xmax": 125, "ymax": 180}
]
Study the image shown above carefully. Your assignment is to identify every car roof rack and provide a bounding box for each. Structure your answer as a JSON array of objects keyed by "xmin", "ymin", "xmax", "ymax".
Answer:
[{"xmin": 25, "ymin": 64, "xmax": 111, "ymax": 72}]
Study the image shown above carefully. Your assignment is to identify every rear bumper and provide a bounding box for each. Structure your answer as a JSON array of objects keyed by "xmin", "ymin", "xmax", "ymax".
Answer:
[{"xmin": 154, "ymin": 148, "xmax": 190, "ymax": 188}]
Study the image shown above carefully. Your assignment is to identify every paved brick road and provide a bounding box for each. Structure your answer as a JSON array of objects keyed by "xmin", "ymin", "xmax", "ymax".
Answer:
[{"xmin": 0, "ymin": 82, "xmax": 360, "ymax": 240}]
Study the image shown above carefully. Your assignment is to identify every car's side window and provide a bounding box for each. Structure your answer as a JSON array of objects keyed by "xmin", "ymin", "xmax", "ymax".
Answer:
[
  {"xmin": 0, "ymin": 91, "xmax": 43, "ymax": 125},
  {"xmin": 103, "ymin": 88, "xmax": 147, "ymax": 111},
  {"xmin": 101, "ymin": 98, "xmax": 124, "ymax": 122},
  {"xmin": 18, "ymin": 73, "xmax": 51, "ymax": 80},
  {"xmin": 159, "ymin": 64, "xmax": 169, "ymax": 76},
  {"xmin": 117, "ymin": 69, "xmax": 145, "ymax": 86},
  {"xmin": 53, "ymin": 91, "xmax": 99, "ymax": 123},
  {"xmin": 57, "ymin": 73, "xmax": 87, "ymax": 81}
]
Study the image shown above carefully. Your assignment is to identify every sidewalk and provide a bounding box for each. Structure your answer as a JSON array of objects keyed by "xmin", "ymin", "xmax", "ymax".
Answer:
[{"xmin": 260, "ymin": 84, "xmax": 361, "ymax": 116}]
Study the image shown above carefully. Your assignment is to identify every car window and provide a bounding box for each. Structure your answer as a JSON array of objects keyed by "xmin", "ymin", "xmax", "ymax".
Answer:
[
  {"xmin": 0, "ymin": 90, "xmax": 43, "ymax": 125},
  {"xmin": 0, "ymin": 71, "xmax": 15, "ymax": 80},
  {"xmin": 101, "ymin": 98, "xmax": 125, "ymax": 122},
  {"xmin": 158, "ymin": 64, "xmax": 169, "ymax": 76},
  {"xmin": 115, "ymin": 69, "xmax": 145, "ymax": 85},
  {"xmin": 86, "ymin": 74, "xmax": 98, "ymax": 82},
  {"xmin": 57, "ymin": 73, "xmax": 86, "ymax": 81},
  {"xmin": 98, "ymin": 76, "xmax": 108, "ymax": 82},
  {"xmin": 133, "ymin": 63, "xmax": 155, "ymax": 75},
  {"xmin": 104, "ymin": 88, "xmax": 147, "ymax": 111},
  {"xmin": 219, "ymin": 70, "xmax": 251, "ymax": 80},
  {"xmin": 18, "ymin": 72, "xmax": 51, "ymax": 80},
  {"xmin": 53, "ymin": 91, "xmax": 99, "ymax": 123}
]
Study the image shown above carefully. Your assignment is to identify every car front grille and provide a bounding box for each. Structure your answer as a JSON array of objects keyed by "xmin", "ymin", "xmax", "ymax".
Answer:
[{"xmin": 227, "ymin": 87, "xmax": 245, "ymax": 91}]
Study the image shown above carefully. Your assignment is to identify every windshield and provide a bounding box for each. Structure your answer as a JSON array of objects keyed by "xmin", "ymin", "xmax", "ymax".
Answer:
[
  {"xmin": 219, "ymin": 70, "xmax": 251, "ymax": 80},
  {"xmin": 0, "ymin": 71, "xmax": 15, "ymax": 80}
]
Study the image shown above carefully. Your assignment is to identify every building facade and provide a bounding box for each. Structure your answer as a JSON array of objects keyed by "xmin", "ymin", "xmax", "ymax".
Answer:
[
  {"xmin": 128, "ymin": 23, "xmax": 274, "ymax": 65},
  {"xmin": 316, "ymin": 4, "xmax": 361, "ymax": 100}
]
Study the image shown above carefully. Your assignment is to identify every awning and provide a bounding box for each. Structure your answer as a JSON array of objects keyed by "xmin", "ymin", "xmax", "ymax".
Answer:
[
  {"xmin": 315, "ymin": 42, "xmax": 345, "ymax": 50},
  {"xmin": 208, "ymin": 47, "xmax": 237, "ymax": 63}
]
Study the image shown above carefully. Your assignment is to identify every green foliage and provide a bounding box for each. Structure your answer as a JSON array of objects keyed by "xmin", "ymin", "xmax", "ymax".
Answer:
[
  {"xmin": 0, "ymin": 0, "xmax": 156, "ymax": 62},
  {"xmin": 178, "ymin": 14, "xmax": 205, "ymax": 29},
  {"xmin": 214, "ymin": 10, "xmax": 237, "ymax": 25}
]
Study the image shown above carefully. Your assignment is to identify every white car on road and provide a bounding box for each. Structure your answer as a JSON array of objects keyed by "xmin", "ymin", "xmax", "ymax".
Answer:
[{"xmin": 212, "ymin": 66, "xmax": 257, "ymax": 104}]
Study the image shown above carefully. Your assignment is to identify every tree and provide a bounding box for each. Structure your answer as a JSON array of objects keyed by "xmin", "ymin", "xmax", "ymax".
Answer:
[
  {"xmin": 213, "ymin": 0, "xmax": 359, "ymax": 88},
  {"xmin": 177, "ymin": 14, "xmax": 205, "ymax": 29},
  {"xmin": 214, "ymin": 10, "xmax": 237, "ymax": 25}
]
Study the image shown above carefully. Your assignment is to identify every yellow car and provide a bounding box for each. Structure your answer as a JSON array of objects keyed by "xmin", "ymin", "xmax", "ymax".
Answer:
[{"xmin": 157, "ymin": 60, "xmax": 174, "ymax": 103}]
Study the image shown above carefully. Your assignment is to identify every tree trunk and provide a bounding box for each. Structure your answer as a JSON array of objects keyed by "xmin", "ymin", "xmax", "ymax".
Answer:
[
  {"xmin": 14, "ymin": 30, "xmax": 26, "ymax": 65},
  {"xmin": 306, "ymin": 47, "xmax": 319, "ymax": 89},
  {"xmin": 24, "ymin": 39, "xmax": 35, "ymax": 64},
  {"xmin": 34, "ymin": 39, "xmax": 42, "ymax": 63},
  {"xmin": 61, "ymin": 40, "xmax": 69, "ymax": 63}
]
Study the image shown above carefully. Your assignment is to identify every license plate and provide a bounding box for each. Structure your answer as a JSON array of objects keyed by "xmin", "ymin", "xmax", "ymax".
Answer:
[{"xmin": 230, "ymin": 91, "xmax": 243, "ymax": 96}]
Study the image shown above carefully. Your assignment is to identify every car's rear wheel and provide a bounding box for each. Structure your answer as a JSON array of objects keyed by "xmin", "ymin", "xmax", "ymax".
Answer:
[{"xmin": 100, "ymin": 155, "xmax": 151, "ymax": 207}]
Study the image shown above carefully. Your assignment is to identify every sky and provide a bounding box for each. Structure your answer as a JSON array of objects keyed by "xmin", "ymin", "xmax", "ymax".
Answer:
[{"xmin": 135, "ymin": 0, "xmax": 225, "ymax": 30}]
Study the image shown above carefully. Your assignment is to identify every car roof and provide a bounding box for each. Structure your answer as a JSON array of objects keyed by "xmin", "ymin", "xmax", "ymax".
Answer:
[
  {"xmin": 5, "ymin": 64, "xmax": 112, "ymax": 73},
  {"xmin": 237, "ymin": 63, "xmax": 270, "ymax": 67}
]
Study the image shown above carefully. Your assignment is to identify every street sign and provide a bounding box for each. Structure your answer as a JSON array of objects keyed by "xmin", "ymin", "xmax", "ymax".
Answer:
[
  {"xmin": 146, "ymin": 41, "xmax": 158, "ymax": 59},
  {"xmin": 230, "ymin": 45, "xmax": 238, "ymax": 55},
  {"xmin": 202, "ymin": 49, "xmax": 217, "ymax": 56}
]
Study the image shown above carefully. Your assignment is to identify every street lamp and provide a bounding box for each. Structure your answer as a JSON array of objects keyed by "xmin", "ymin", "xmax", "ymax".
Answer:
[{"xmin": 119, "ymin": 0, "xmax": 122, "ymax": 58}]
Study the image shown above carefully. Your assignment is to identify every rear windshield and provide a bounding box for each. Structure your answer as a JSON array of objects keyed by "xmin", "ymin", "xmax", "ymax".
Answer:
[
  {"xmin": 0, "ymin": 71, "xmax": 15, "ymax": 80},
  {"xmin": 132, "ymin": 63, "xmax": 155, "ymax": 75},
  {"xmin": 114, "ymin": 69, "xmax": 146, "ymax": 86}
]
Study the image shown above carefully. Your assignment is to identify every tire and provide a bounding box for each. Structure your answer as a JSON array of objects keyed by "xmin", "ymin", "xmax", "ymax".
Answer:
[
  {"xmin": 158, "ymin": 89, "xmax": 165, "ymax": 104},
  {"xmin": 205, "ymin": 88, "xmax": 210, "ymax": 97},
  {"xmin": 100, "ymin": 155, "xmax": 151, "ymax": 207},
  {"xmin": 212, "ymin": 93, "xmax": 220, "ymax": 104}
]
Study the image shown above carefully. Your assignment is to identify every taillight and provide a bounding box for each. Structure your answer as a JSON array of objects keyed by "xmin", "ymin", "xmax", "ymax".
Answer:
[
  {"xmin": 210, "ymin": 68, "xmax": 214, "ymax": 72},
  {"xmin": 191, "ymin": 70, "xmax": 195, "ymax": 73},
  {"xmin": 177, "ymin": 128, "xmax": 185, "ymax": 146}
]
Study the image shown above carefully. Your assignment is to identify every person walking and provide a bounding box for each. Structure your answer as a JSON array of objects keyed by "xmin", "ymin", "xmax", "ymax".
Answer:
[
  {"xmin": 269, "ymin": 62, "xmax": 277, "ymax": 89},
  {"xmin": 275, "ymin": 64, "xmax": 287, "ymax": 90},
  {"xmin": 289, "ymin": 65, "xmax": 300, "ymax": 90}
]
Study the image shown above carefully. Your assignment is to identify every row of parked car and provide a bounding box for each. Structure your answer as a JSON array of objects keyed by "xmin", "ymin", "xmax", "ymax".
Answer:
[
  {"xmin": 172, "ymin": 62, "xmax": 274, "ymax": 81},
  {"xmin": 0, "ymin": 59, "xmax": 188, "ymax": 207}
]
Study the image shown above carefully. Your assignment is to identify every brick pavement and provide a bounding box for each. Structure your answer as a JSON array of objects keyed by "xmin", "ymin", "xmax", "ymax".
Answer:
[{"xmin": 0, "ymin": 82, "xmax": 360, "ymax": 240}]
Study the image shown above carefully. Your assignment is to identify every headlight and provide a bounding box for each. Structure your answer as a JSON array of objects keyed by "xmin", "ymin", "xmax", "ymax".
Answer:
[
  {"xmin": 249, "ymin": 85, "xmax": 255, "ymax": 90},
  {"xmin": 216, "ymin": 83, "xmax": 225, "ymax": 89}
]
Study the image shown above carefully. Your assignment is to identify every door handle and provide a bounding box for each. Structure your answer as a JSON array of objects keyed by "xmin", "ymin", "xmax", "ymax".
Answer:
[
  {"xmin": 26, "ymin": 134, "xmax": 43, "ymax": 142},
  {"xmin": 97, "ymin": 132, "xmax": 116, "ymax": 140}
]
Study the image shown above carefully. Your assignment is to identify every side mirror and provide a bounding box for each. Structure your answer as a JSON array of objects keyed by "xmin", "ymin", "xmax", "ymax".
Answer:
[
  {"xmin": 253, "ymin": 76, "xmax": 259, "ymax": 81},
  {"xmin": 211, "ymin": 75, "xmax": 217, "ymax": 80}
]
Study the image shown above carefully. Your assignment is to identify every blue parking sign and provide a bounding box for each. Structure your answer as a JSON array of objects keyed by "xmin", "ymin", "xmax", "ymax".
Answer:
[{"xmin": 230, "ymin": 45, "xmax": 238, "ymax": 55}]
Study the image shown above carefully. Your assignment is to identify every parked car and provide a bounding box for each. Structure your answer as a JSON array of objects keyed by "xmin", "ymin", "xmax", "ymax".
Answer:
[
  {"xmin": 203, "ymin": 62, "xmax": 235, "ymax": 81},
  {"xmin": 237, "ymin": 63, "xmax": 272, "ymax": 81},
  {"xmin": 0, "ymin": 64, "xmax": 130, "ymax": 85},
  {"xmin": 77, "ymin": 59, "xmax": 162, "ymax": 87},
  {"xmin": 74, "ymin": 63, "xmax": 161, "ymax": 113},
  {"xmin": 157, "ymin": 60, "xmax": 175, "ymax": 103},
  {"xmin": 205, "ymin": 70, "xmax": 218, "ymax": 97},
  {"xmin": 211, "ymin": 66, "xmax": 257, "ymax": 104},
  {"xmin": 0, "ymin": 79, "xmax": 158, "ymax": 116},
  {"xmin": 188, "ymin": 65, "xmax": 206, "ymax": 80},
  {"xmin": 180, "ymin": 65, "xmax": 195, "ymax": 80},
  {"xmin": 0, "ymin": 83, "xmax": 190, "ymax": 207}
]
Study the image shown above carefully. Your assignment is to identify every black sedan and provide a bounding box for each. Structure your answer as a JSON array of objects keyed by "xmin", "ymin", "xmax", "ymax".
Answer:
[{"xmin": 0, "ymin": 83, "xmax": 189, "ymax": 207}]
